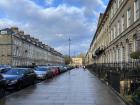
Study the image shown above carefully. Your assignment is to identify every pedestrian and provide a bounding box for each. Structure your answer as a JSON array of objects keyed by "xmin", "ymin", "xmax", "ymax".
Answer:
[{"xmin": 83, "ymin": 66, "xmax": 85, "ymax": 69}]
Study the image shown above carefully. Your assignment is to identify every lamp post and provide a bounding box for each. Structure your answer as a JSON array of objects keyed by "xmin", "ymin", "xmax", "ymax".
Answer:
[
  {"xmin": 68, "ymin": 37, "xmax": 71, "ymax": 65},
  {"xmin": 56, "ymin": 33, "xmax": 72, "ymax": 65}
]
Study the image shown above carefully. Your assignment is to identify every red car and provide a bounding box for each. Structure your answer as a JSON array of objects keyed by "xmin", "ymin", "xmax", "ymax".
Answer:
[{"xmin": 50, "ymin": 66, "xmax": 60, "ymax": 76}]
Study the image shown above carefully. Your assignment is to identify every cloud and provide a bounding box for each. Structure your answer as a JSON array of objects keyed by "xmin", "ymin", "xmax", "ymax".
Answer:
[
  {"xmin": 63, "ymin": 0, "xmax": 106, "ymax": 8},
  {"xmin": 45, "ymin": 0, "xmax": 54, "ymax": 5},
  {"xmin": 63, "ymin": 0, "xmax": 106, "ymax": 18},
  {"xmin": 0, "ymin": 0, "xmax": 107, "ymax": 55},
  {"xmin": 0, "ymin": 19, "xmax": 15, "ymax": 28},
  {"xmin": 55, "ymin": 34, "xmax": 63, "ymax": 37}
]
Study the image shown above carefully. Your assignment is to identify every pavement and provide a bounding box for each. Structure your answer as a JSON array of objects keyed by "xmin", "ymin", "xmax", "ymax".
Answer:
[{"xmin": 0, "ymin": 68, "xmax": 126, "ymax": 105}]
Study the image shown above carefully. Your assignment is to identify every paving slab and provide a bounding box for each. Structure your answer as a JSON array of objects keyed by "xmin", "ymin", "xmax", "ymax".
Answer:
[{"xmin": 0, "ymin": 68, "xmax": 126, "ymax": 105}]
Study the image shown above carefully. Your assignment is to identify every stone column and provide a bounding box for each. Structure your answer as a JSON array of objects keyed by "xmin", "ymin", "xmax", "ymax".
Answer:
[
  {"xmin": 110, "ymin": 50, "xmax": 113, "ymax": 63},
  {"xmin": 136, "ymin": 27, "xmax": 140, "ymax": 51},
  {"xmin": 125, "ymin": 42, "xmax": 129, "ymax": 62},
  {"xmin": 116, "ymin": 47, "xmax": 118, "ymax": 63},
  {"xmin": 120, "ymin": 46, "xmax": 123, "ymax": 62}
]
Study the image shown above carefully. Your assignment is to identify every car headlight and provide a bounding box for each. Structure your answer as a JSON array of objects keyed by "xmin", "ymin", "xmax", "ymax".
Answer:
[
  {"xmin": 38, "ymin": 74, "xmax": 44, "ymax": 77},
  {"xmin": 9, "ymin": 80, "xmax": 18, "ymax": 84}
]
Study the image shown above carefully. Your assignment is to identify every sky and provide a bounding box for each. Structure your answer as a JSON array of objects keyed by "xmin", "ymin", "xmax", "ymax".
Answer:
[{"xmin": 0, "ymin": 0, "xmax": 109, "ymax": 56}]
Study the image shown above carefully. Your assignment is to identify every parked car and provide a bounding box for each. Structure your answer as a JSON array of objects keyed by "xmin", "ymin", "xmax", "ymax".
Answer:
[
  {"xmin": 58, "ymin": 66, "xmax": 67, "ymax": 73},
  {"xmin": 0, "ymin": 74, "xmax": 6, "ymax": 98},
  {"xmin": 2, "ymin": 68, "xmax": 37, "ymax": 90},
  {"xmin": 67, "ymin": 65, "xmax": 74, "ymax": 70},
  {"xmin": 0, "ymin": 68, "xmax": 10, "ymax": 74},
  {"xmin": 0, "ymin": 65, "xmax": 11, "ymax": 72},
  {"xmin": 34, "ymin": 66, "xmax": 52, "ymax": 80},
  {"xmin": 50, "ymin": 66, "xmax": 60, "ymax": 76}
]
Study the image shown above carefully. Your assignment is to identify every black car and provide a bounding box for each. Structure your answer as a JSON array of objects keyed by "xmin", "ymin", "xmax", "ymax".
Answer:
[
  {"xmin": 2, "ymin": 68, "xmax": 37, "ymax": 90},
  {"xmin": 58, "ymin": 66, "xmax": 67, "ymax": 73},
  {"xmin": 0, "ymin": 65, "xmax": 11, "ymax": 69},
  {"xmin": 0, "ymin": 65, "xmax": 11, "ymax": 73},
  {"xmin": 0, "ymin": 74, "xmax": 6, "ymax": 98},
  {"xmin": 0, "ymin": 68, "xmax": 10, "ymax": 74}
]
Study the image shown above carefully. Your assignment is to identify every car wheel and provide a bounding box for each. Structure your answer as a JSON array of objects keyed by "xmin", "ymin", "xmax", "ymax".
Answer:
[
  {"xmin": 45, "ymin": 74, "xmax": 48, "ymax": 79},
  {"xmin": 0, "ymin": 88, "xmax": 5, "ymax": 98},
  {"xmin": 16, "ymin": 83, "xmax": 22, "ymax": 90},
  {"xmin": 32, "ymin": 79, "xmax": 36, "ymax": 85}
]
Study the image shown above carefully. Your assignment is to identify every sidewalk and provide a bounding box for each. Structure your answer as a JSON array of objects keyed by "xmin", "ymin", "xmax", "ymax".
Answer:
[{"xmin": 0, "ymin": 68, "xmax": 126, "ymax": 105}]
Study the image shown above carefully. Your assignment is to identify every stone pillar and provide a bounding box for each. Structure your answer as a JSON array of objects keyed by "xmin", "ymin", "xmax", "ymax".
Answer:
[
  {"xmin": 116, "ymin": 47, "xmax": 118, "ymax": 63},
  {"xmin": 136, "ymin": 28, "xmax": 140, "ymax": 51},
  {"xmin": 109, "ymin": 51, "xmax": 110, "ymax": 63},
  {"xmin": 120, "ymin": 46, "xmax": 123, "ymax": 62},
  {"xmin": 128, "ymin": 43, "xmax": 132, "ymax": 62},
  {"xmin": 110, "ymin": 50, "xmax": 113, "ymax": 63},
  {"xmin": 125, "ymin": 42, "xmax": 129, "ymax": 62},
  {"xmin": 115, "ymin": 48, "xmax": 117, "ymax": 63},
  {"xmin": 118, "ymin": 48, "xmax": 120, "ymax": 63},
  {"xmin": 113, "ymin": 48, "xmax": 116, "ymax": 63}
]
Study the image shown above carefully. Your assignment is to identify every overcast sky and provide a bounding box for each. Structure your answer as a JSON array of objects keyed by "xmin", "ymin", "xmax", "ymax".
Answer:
[{"xmin": 0, "ymin": 0, "xmax": 109, "ymax": 56}]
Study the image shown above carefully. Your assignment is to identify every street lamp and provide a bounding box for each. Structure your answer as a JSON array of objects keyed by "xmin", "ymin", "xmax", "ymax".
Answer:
[
  {"xmin": 56, "ymin": 33, "xmax": 72, "ymax": 65},
  {"xmin": 68, "ymin": 37, "xmax": 71, "ymax": 65}
]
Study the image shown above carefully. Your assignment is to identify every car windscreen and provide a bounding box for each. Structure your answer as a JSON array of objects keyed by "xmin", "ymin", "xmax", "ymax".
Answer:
[
  {"xmin": 0, "ymin": 74, "xmax": 3, "ymax": 79},
  {"xmin": 35, "ymin": 68, "xmax": 48, "ymax": 71},
  {"xmin": 0, "ymin": 68, "xmax": 10, "ymax": 73},
  {"xmin": 4, "ymin": 69, "xmax": 26, "ymax": 75},
  {"xmin": 0, "ymin": 65, "xmax": 11, "ymax": 68}
]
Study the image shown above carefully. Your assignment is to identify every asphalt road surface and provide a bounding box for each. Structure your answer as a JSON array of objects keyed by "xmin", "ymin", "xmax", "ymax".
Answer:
[{"xmin": 0, "ymin": 68, "xmax": 126, "ymax": 105}]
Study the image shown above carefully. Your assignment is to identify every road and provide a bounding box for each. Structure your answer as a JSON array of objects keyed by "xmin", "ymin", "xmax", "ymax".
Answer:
[{"xmin": 0, "ymin": 68, "xmax": 126, "ymax": 105}]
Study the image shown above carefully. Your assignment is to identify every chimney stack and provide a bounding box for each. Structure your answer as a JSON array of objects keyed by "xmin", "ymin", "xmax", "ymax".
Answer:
[
  {"xmin": 25, "ymin": 34, "xmax": 30, "ymax": 38},
  {"xmin": 11, "ymin": 27, "xmax": 19, "ymax": 33},
  {"xmin": 19, "ymin": 31, "xmax": 24, "ymax": 35}
]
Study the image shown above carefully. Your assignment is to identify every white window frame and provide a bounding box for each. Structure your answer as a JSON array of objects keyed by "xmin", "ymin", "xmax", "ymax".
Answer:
[
  {"xmin": 118, "ymin": 0, "xmax": 123, "ymax": 7},
  {"xmin": 118, "ymin": 0, "xmax": 120, "ymax": 8},
  {"xmin": 114, "ymin": 1, "xmax": 117, "ymax": 14},
  {"xmin": 121, "ymin": 15, "xmax": 125, "ymax": 33},
  {"xmin": 127, "ymin": 8, "xmax": 131, "ymax": 28},
  {"xmin": 134, "ymin": 0, "xmax": 140, "ymax": 21},
  {"xmin": 111, "ymin": 7, "xmax": 113, "ymax": 19},
  {"xmin": 117, "ymin": 21, "xmax": 120, "ymax": 36}
]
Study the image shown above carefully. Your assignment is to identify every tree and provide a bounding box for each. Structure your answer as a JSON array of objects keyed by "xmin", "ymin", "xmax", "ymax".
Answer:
[
  {"xmin": 77, "ymin": 53, "xmax": 86, "ymax": 65},
  {"xmin": 64, "ymin": 55, "xmax": 72, "ymax": 65},
  {"xmin": 130, "ymin": 51, "xmax": 140, "ymax": 59}
]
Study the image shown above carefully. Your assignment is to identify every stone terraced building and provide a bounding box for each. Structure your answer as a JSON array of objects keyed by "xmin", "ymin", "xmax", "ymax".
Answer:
[
  {"xmin": 0, "ymin": 27, "xmax": 64, "ymax": 66},
  {"xmin": 86, "ymin": 0, "xmax": 140, "ymax": 65}
]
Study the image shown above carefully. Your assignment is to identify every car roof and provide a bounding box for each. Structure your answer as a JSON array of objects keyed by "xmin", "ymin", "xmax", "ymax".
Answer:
[{"xmin": 10, "ymin": 68, "xmax": 30, "ymax": 70}]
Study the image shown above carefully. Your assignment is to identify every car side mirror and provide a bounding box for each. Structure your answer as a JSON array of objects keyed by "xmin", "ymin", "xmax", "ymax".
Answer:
[{"xmin": 23, "ymin": 73, "xmax": 29, "ymax": 77}]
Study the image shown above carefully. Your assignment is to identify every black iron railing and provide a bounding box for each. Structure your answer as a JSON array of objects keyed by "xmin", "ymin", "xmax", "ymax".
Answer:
[{"xmin": 86, "ymin": 61, "xmax": 140, "ymax": 93}]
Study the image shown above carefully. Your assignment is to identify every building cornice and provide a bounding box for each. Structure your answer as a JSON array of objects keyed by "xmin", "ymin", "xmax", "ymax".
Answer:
[
  {"xmin": 90, "ymin": 0, "xmax": 113, "ymax": 48},
  {"xmin": 0, "ymin": 27, "xmax": 63, "ymax": 57}
]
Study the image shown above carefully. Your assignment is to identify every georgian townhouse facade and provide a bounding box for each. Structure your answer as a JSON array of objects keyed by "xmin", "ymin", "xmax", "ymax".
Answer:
[
  {"xmin": 85, "ymin": 47, "xmax": 94, "ymax": 65},
  {"xmin": 86, "ymin": 0, "xmax": 140, "ymax": 65},
  {"xmin": 0, "ymin": 27, "xmax": 64, "ymax": 66}
]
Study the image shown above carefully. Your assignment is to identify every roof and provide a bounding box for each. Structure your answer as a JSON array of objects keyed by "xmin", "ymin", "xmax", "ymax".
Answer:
[{"xmin": 89, "ymin": 0, "xmax": 113, "ymax": 49}]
